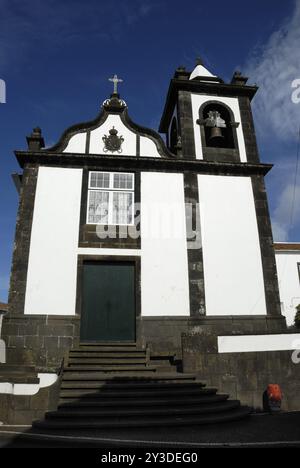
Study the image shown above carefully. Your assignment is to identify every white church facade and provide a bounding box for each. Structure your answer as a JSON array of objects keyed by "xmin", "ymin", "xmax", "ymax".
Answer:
[{"xmin": 1, "ymin": 62, "xmax": 300, "ymax": 425}]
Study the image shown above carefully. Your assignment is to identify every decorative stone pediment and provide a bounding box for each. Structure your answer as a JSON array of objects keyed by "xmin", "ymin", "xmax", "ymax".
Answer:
[{"xmin": 42, "ymin": 93, "xmax": 174, "ymax": 159}]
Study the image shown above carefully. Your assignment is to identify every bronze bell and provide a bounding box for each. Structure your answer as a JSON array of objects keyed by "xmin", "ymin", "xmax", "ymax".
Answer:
[{"xmin": 209, "ymin": 126, "xmax": 224, "ymax": 141}]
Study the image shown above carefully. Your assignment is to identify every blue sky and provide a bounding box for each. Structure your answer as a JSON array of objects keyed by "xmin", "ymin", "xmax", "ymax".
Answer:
[{"xmin": 0, "ymin": 0, "xmax": 299, "ymax": 302}]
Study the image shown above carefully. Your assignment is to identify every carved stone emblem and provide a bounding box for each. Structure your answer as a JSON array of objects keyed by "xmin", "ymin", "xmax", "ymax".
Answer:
[{"xmin": 102, "ymin": 126, "xmax": 124, "ymax": 153}]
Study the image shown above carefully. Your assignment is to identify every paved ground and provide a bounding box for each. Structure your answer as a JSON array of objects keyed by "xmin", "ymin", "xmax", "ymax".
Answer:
[{"xmin": 0, "ymin": 412, "xmax": 300, "ymax": 448}]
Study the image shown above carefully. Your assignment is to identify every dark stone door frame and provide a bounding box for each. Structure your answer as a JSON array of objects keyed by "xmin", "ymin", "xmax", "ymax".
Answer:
[{"xmin": 76, "ymin": 254, "xmax": 141, "ymax": 343}]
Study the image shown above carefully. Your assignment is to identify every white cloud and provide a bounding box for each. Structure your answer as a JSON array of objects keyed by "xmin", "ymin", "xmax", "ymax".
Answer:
[
  {"xmin": 272, "ymin": 221, "xmax": 289, "ymax": 242},
  {"xmin": 271, "ymin": 183, "xmax": 300, "ymax": 241},
  {"xmin": 244, "ymin": 2, "xmax": 300, "ymax": 241},
  {"xmin": 245, "ymin": 1, "xmax": 300, "ymax": 141}
]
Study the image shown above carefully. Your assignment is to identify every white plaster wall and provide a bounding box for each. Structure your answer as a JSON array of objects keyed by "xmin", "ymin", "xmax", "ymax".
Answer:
[
  {"xmin": 24, "ymin": 167, "xmax": 82, "ymax": 315},
  {"xmin": 218, "ymin": 333, "xmax": 300, "ymax": 353},
  {"xmin": 198, "ymin": 174, "xmax": 267, "ymax": 316},
  {"xmin": 275, "ymin": 251, "xmax": 300, "ymax": 326},
  {"xmin": 191, "ymin": 94, "xmax": 247, "ymax": 162},
  {"xmin": 89, "ymin": 114, "xmax": 136, "ymax": 155},
  {"xmin": 63, "ymin": 114, "xmax": 161, "ymax": 157},
  {"xmin": 141, "ymin": 172, "xmax": 190, "ymax": 316},
  {"xmin": 63, "ymin": 132, "xmax": 86, "ymax": 153},
  {"xmin": 140, "ymin": 136, "xmax": 160, "ymax": 157}
]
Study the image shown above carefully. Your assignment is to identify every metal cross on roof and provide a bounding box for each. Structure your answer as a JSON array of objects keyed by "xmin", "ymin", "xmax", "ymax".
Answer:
[{"xmin": 109, "ymin": 74, "xmax": 123, "ymax": 94}]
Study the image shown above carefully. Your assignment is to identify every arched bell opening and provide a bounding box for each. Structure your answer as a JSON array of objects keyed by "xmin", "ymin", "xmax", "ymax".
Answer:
[
  {"xmin": 202, "ymin": 103, "xmax": 235, "ymax": 149},
  {"xmin": 197, "ymin": 100, "xmax": 241, "ymax": 162}
]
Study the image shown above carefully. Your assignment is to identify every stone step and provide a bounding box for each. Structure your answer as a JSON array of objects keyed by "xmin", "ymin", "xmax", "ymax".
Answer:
[
  {"xmin": 58, "ymin": 394, "xmax": 229, "ymax": 409},
  {"xmin": 79, "ymin": 341, "xmax": 137, "ymax": 345},
  {"xmin": 150, "ymin": 351, "xmax": 176, "ymax": 358},
  {"xmin": 46, "ymin": 400, "xmax": 241, "ymax": 419},
  {"xmin": 60, "ymin": 379, "xmax": 206, "ymax": 391},
  {"xmin": 62, "ymin": 372, "xmax": 196, "ymax": 381},
  {"xmin": 149, "ymin": 367, "xmax": 178, "ymax": 374},
  {"xmin": 68, "ymin": 352, "xmax": 146, "ymax": 358},
  {"xmin": 33, "ymin": 406, "xmax": 252, "ymax": 429},
  {"xmin": 149, "ymin": 359, "xmax": 174, "ymax": 365},
  {"xmin": 73, "ymin": 348, "xmax": 142, "ymax": 353},
  {"xmin": 68, "ymin": 358, "xmax": 147, "ymax": 365},
  {"xmin": 76, "ymin": 343, "xmax": 138, "ymax": 352},
  {"xmin": 63, "ymin": 365, "xmax": 156, "ymax": 373},
  {"xmin": 59, "ymin": 387, "xmax": 217, "ymax": 400}
]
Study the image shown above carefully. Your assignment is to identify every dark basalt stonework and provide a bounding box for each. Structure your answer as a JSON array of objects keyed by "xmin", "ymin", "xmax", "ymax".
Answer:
[
  {"xmin": 238, "ymin": 96, "xmax": 260, "ymax": 164},
  {"xmin": 8, "ymin": 165, "xmax": 38, "ymax": 316},
  {"xmin": 177, "ymin": 91, "xmax": 196, "ymax": 159},
  {"xmin": 2, "ymin": 315, "xmax": 80, "ymax": 371},
  {"xmin": 184, "ymin": 173, "xmax": 205, "ymax": 316},
  {"xmin": 251, "ymin": 175, "xmax": 281, "ymax": 316},
  {"xmin": 181, "ymin": 332, "xmax": 300, "ymax": 411},
  {"xmin": 138, "ymin": 315, "xmax": 287, "ymax": 358},
  {"xmin": 0, "ymin": 377, "xmax": 61, "ymax": 425}
]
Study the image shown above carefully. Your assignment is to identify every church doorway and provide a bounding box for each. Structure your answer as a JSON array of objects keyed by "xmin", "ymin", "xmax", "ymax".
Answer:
[{"xmin": 80, "ymin": 261, "xmax": 136, "ymax": 342}]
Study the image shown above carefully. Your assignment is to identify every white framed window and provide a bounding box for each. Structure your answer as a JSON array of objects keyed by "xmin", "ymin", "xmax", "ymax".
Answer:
[{"xmin": 87, "ymin": 171, "xmax": 135, "ymax": 225}]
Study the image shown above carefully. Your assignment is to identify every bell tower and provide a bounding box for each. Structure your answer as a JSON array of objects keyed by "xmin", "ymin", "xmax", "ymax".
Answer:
[
  {"xmin": 159, "ymin": 59, "xmax": 282, "ymax": 319},
  {"xmin": 159, "ymin": 58, "xmax": 259, "ymax": 164}
]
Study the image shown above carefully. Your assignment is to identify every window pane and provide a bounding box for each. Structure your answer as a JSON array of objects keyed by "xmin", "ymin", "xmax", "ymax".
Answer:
[
  {"xmin": 88, "ymin": 191, "xmax": 109, "ymax": 224},
  {"xmin": 112, "ymin": 192, "xmax": 133, "ymax": 224},
  {"xmin": 113, "ymin": 173, "xmax": 133, "ymax": 190},
  {"xmin": 90, "ymin": 172, "xmax": 110, "ymax": 189}
]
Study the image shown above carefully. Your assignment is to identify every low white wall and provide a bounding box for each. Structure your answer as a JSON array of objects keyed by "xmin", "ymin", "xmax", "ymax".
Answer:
[
  {"xmin": 24, "ymin": 167, "xmax": 82, "ymax": 315},
  {"xmin": 0, "ymin": 373, "xmax": 58, "ymax": 396},
  {"xmin": 276, "ymin": 251, "xmax": 300, "ymax": 326},
  {"xmin": 198, "ymin": 174, "xmax": 267, "ymax": 316},
  {"xmin": 218, "ymin": 333, "xmax": 300, "ymax": 353},
  {"xmin": 141, "ymin": 172, "xmax": 190, "ymax": 316}
]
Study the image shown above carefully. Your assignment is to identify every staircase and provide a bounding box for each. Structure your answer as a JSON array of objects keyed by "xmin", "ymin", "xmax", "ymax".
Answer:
[{"xmin": 33, "ymin": 342, "xmax": 251, "ymax": 429}]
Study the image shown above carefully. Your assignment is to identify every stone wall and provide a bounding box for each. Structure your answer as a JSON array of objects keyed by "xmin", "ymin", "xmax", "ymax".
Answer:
[
  {"xmin": 182, "ymin": 333, "xmax": 300, "ymax": 411},
  {"xmin": 139, "ymin": 315, "xmax": 287, "ymax": 358},
  {"xmin": 0, "ymin": 377, "xmax": 60, "ymax": 425},
  {"xmin": 2, "ymin": 314, "xmax": 80, "ymax": 371},
  {"xmin": 0, "ymin": 312, "xmax": 5, "ymax": 363}
]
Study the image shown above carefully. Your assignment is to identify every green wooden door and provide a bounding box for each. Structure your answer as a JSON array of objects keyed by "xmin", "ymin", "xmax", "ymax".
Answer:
[{"xmin": 80, "ymin": 262, "xmax": 136, "ymax": 342}]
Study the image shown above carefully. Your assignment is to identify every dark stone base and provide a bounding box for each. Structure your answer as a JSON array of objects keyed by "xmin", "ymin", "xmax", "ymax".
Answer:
[
  {"xmin": 1, "ymin": 312, "xmax": 296, "ymax": 423},
  {"xmin": 2, "ymin": 314, "xmax": 80, "ymax": 371},
  {"xmin": 138, "ymin": 315, "xmax": 287, "ymax": 358},
  {"xmin": 181, "ymin": 333, "xmax": 300, "ymax": 412},
  {"xmin": 0, "ymin": 376, "xmax": 61, "ymax": 425}
]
